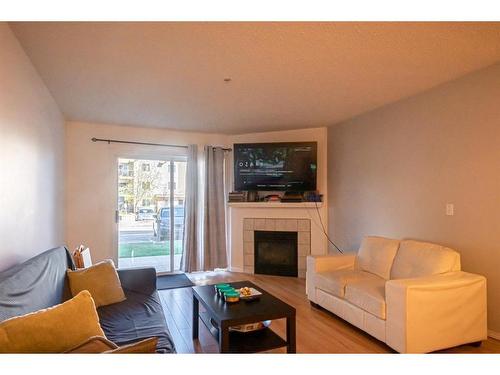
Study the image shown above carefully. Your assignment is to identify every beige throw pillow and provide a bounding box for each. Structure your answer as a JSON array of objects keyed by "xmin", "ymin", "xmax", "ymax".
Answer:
[
  {"xmin": 67, "ymin": 259, "xmax": 126, "ymax": 307},
  {"xmin": 0, "ymin": 290, "xmax": 105, "ymax": 353}
]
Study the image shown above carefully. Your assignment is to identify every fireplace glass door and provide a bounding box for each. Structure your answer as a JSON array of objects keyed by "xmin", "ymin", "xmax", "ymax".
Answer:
[{"xmin": 254, "ymin": 230, "xmax": 298, "ymax": 277}]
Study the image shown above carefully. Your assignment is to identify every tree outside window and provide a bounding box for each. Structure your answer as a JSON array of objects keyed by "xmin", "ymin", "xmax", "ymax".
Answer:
[{"xmin": 134, "ymin": 161, "xmax": 162, "ymax": 211}]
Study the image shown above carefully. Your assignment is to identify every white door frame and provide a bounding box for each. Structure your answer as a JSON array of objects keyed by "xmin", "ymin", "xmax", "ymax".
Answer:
[{"xmin": 113, "ymin": 149, "xmax": 187, "ymax": 274}]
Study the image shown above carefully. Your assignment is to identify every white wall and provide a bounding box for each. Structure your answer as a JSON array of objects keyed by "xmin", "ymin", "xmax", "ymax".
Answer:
[
  {"xmin": 66, "ymin": 122, "xmax": 329, "ymax": 265},
  {"xmin": 65, "ymin": 121, "xmax": 230, "ymax": 264},
  {"xmin": 328, "ymin": 63, "xmax": 500, "ymax": 334},
  {"xmin": 0, "ymin": 23, "xmax": 65, "ymax": 271}
]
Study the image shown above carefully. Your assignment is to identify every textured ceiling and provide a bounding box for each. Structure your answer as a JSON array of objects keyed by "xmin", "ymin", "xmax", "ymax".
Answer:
[{"xmin": 9, "ymin": 22, "xmax": 500, "ymax": 134}]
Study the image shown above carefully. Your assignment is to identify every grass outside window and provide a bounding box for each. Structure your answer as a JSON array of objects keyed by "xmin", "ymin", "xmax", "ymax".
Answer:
[{"xmin": 119, "ymin": 241, "xmax": 183, "ymax": 258}]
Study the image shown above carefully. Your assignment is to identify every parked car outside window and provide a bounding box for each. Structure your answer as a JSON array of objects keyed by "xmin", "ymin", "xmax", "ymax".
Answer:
[
  {"xmin": 153, "ymin": 206, "xmax": 185, "ymax": 241},
  {"xmin": 135, "ymin": 207, "xmax": 155, "ymax": 221}
]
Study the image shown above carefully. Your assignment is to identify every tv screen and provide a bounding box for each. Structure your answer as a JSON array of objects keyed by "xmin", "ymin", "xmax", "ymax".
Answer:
[{"xmin": 234, "ymin": 142, "xmax": 317, "ymax": 191}]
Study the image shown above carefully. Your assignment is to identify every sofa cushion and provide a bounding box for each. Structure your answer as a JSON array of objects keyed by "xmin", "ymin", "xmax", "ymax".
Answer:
[
  {"xmin": 345, "ymin": 276, "xmax": 386, "ymax": 319},
  {"xmin": 98, "ymin": 289, "xmax": 175, "ymax": 353},
  {"xmin": 315, "ymin": 269, "xmax": 382, "ymax": 298},
  {"xmin": 356, "ymin": 236, "xmax": 400, "ymax": 280},
  {"xmin": 391, "ymin": 240, "xmax": 461, "ymax": 279}
]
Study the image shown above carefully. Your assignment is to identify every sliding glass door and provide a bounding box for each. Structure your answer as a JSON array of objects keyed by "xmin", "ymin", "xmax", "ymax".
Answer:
[{"xmin": 117, "ymin": 157, "xmax": 187, "ymax": 273}]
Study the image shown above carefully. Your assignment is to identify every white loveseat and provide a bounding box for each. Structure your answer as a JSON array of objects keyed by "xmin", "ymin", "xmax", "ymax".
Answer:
[{"xmin": 306, "ymin": 236, "xmax": 487, "ymax": 353}]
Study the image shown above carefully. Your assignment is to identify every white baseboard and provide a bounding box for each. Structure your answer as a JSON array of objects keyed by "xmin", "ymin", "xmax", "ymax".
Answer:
[
  {"xmin": 488, "ymin": 330, "xmax": 500, "ymax": 340},
  {"xmin": 229, "ymin": 266, "xmax": 244, "ymax": 273}
]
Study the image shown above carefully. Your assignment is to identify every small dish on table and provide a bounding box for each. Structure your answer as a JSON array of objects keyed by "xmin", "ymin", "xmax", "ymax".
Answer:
[{"xmin": 239, "ymin": 287, "xmax": 262, "ymax": 301}]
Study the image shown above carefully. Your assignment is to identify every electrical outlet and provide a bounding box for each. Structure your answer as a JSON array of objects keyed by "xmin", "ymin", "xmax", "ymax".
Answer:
[{"xmin": 446, "ymin": 203, "xmax": 454, "ymax": 216}]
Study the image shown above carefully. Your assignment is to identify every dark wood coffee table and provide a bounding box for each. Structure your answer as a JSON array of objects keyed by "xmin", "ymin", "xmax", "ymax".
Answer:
[{"xmin": 192, "ymin": 281, "xmax": 296, "ymax": 353}]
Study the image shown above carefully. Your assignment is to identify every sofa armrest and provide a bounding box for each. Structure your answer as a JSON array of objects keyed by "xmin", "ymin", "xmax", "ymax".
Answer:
[
  {"xmin": 385, "ymin": 271, "xmax": 487, "ymax": 353},
  {"xmin": 117, "ymin": 267, "xmax": 157, "ymax": 295},
  {"xmin": 306, "ymin": 254, "xmax": 356, "ymax": 274},
  {"xmin": 306, "ymin": 254, "xmax": 356, "ymax": 302}
]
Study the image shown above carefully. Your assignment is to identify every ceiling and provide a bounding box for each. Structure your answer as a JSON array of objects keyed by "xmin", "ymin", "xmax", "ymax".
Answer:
[{"xmin": 10, "ymin": 22, "xmax": 500, "ymax": 134}]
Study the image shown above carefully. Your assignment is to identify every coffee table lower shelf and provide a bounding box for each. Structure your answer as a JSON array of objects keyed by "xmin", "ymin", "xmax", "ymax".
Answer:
[{"xmin": 199, "ymin": 311, "xmax": 287, "ymax": 353}]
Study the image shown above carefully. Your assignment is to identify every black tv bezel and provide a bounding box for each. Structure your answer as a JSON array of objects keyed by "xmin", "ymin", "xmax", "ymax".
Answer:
[{"xmin": 233, "ymin": 141, "xmax": 318, "ymax": 192}]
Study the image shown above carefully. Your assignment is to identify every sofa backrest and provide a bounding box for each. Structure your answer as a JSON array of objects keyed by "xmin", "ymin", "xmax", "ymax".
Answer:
[
  {"xmin": 390, "ymin": 240, "xmax": 461, "ymax": 279},
  {"xmin": 356, "ymin": 236, "xmax": 400, "ymax": 280},
  {"xmin": 0, "ymin": 246, "xmax": 74, "ymax": 322}
]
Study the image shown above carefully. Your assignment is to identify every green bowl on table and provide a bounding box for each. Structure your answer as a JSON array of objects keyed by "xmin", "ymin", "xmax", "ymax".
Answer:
[
  {"xmin": 215, "ymin": 284, "xmax": 233, "ymax": 296},
  {"xmin": 222, "ymin": 290, "xmax": 240, "ymax": 303},
  {"xmin": 219, "ymin": 287, "xmax": 236, "ymax": 295}
]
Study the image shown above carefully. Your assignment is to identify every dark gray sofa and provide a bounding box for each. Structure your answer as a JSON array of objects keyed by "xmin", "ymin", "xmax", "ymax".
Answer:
[{"xmin": 0, "ymin": 246, "xmax": 175, "ymax": 353}]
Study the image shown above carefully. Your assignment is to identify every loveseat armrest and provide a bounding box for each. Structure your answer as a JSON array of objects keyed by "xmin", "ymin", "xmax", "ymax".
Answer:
[
  {"xmin": 306, "ymin": 254, "xmax": 356, "ymax": 302},
  {"xmin": 385, "ymin": 271, "xmax": 487, "ymax": 353},
  {"xmin": 117, "ymin": 267, "xmax": 157, "ymax": 295},
  {"xmin": 306, "ymin": 254, "xmax": 356, "ymax": 274}
]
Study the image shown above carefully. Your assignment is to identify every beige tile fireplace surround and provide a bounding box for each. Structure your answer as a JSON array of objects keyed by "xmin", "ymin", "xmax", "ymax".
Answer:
[
  {"xmin": 242, "ymin": 218, "xmax": 312, "ymax": 278},
  {"xmin": 228, "ymin": 203, "xmax": 328, "ymax": 275}
]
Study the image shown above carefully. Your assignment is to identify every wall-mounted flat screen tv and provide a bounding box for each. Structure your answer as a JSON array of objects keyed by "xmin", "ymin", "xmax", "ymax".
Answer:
[{"xmin": 234, "ymin": 142, "xmax": 317, "ymax": 191}]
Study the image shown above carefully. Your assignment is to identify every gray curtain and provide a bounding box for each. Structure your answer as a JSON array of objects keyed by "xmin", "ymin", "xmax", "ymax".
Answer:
[
  {"xmin": 203, "ymin": 146, "xmax": 227, "ymax": 270},
  {"xmin": 180, "ymin": 144, "xmax": 199, "ymax": 273}
]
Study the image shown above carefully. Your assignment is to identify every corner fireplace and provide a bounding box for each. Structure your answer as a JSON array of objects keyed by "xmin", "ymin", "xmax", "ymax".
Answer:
[{"xmin": 254, "ymin": 230, "xmax": 298, "ymax": 277}]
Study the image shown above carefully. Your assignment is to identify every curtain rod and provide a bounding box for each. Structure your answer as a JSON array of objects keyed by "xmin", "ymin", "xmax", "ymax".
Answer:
[{"xmin": 91, "ymin": 137, "xmax": 232, "ymax": 151}]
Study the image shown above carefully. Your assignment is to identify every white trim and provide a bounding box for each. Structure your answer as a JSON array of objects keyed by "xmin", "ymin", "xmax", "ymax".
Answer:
[
  {"xmin": 488, "ymin": 330, "xmax": 500, "ymax": 340},
  {"xmin": 229, "ymin": 266, "xmax": 244, "ymax": 273}
]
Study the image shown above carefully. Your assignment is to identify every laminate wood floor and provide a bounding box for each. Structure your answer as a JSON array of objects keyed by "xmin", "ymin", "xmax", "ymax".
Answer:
[{"xmin": 158, "ymin": 271, "xmax": 500, "ymax": 354}]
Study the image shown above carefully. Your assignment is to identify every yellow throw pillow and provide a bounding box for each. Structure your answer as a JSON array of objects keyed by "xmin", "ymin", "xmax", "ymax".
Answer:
[
  {"xmin": 65, "ymin": 336, "xmax": 118, "ymax": 353},
  {"xmin": 104, "ymin": 337, "xmax": 158, "ymax": 354},
  {"xmin": 67, "ymin": 259, "xmax": 126, "ymax": 308},
  {"xmin": 66, "ymin": 336, "xmax": 158, "ymax": 354},
  {"xmin": 0, "ymin": 290, "xmax": 105, "ymax": 353}
]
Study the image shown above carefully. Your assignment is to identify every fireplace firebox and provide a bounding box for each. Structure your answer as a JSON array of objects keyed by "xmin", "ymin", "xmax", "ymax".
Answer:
[{"xmin": 254, "ymin": 230, "xmax": 298, "ymax": 277}]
